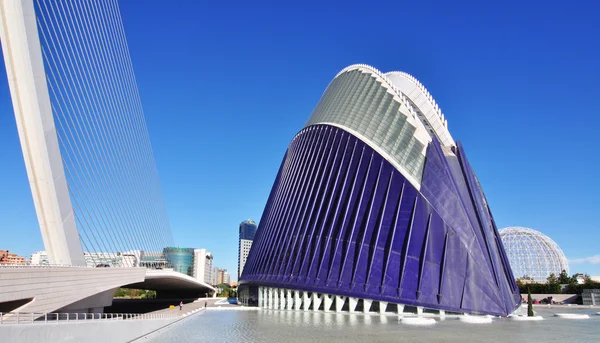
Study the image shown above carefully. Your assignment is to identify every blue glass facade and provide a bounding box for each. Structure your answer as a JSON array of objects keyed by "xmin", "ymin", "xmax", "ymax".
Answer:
[
  {"xmin": 240, "ymin": 125, "xmax": 520, "ymax": 316},
  {"xmin": 163, "ymin": 247, "xmax": 194, "ymax": 276},
  {"xmin": 240, "ymin": 220, "xmax": 257, "ymax": 241}
]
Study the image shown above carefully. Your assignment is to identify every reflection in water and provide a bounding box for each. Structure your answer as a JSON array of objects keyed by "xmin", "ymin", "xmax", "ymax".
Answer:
[{"xmin": 149, "ymin": 307, "xmax": 600, "ymax": 343}]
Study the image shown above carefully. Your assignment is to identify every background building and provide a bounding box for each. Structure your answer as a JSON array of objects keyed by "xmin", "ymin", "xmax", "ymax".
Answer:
[
  {"xmin": 30, "ymin": 251, "xmax": 49, "ymax": 265},
  {"xmin": 163, "ymin": 247, "xmax": 195, "ymax": 276},
  {"xmin": 238, "ymin": 219, "xmax": 257, "ymax": 279},
  {"xmin": 0, "ymin": 250, "xmax": 26, "ymax": 265},
  {"xmin": 193, "ymin": 249, "xmax": 213, "ymax": 284},
  {"xmin": 499, "ymin": 227, "xmax": 569, "ymax": 283}
]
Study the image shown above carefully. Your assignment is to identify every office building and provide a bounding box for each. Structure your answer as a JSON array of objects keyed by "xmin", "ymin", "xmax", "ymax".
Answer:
[{"xmin": 238, "ymin": 219, "xmax": 257, "ymax": 279}]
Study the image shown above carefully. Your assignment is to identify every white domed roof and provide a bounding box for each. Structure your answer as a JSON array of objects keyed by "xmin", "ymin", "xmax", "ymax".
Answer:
[{"xmin": 499, "ymin": 227, "xmax": 569, "ymax": 283}]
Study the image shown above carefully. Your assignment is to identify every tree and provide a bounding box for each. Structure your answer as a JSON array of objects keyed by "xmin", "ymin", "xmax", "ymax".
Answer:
[
  {"xmin": 584, "ymin": 274, "xmax": 593, "ymax": 284},
  {"xmin": 546, "ymin": 273, "xmax": 558, "ymax": 284},
  {"xmin": 527, "ymin": 289, "xmax": 534, "ymax": 317},
  {"xmin": 557, "ymin": 269, "xmax": 570, "ymax": 284}
]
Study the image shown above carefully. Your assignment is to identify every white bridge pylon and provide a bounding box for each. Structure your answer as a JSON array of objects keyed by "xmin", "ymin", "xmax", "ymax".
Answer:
[{"xmin": 0, "ymin": 0, "xmax": 85, "ymax": 265}]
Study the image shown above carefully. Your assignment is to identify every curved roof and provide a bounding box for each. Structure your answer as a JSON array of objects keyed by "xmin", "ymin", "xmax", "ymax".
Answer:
[
  {"xmin": 305, "ymin": 64, "xmax": 455, "ymax": 188},
  {"xmin": 499, "ymin": 227, "xmax": 569, "ymax": 283}
]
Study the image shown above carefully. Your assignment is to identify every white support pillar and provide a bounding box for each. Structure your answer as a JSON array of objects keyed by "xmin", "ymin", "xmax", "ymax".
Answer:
[
  {"xmin": 0, "ymin": 0, "xmax": 85, "ymax": 266},
  {"xmin": 363, "ymin": 299, "xmax": 372, "ymax": 313},
  {"xmin": 349, "ymin": 297, "xmax": 358, "ymax": 313},
  {"xmin": 258, "ymin": 287, "xmax": 263, "ymax": 307},
  {"xmin": 417, "ymin": 306, "xmax": 423, "ymax": 316},
  {"xmin": 302, "ymin": 292, "xmax": 311, "ymax": 311},
  {"xmin": 268, "ymin": 288, "xmax": 274, "ymax": 309},
  {"xmin": 312, "ymin": 293, "xmax": 323, "ymax": 312},
  {"xmin": 439, "ymin": 309, "xmax": 445, "ymax": 317},
  {"xmin": 294, "ymin": 290, "xmax": 301, "ymax": 311},
  {"xmin": 335, "ymin": 296, "xmax": 345, "ymax": 312},
  {"xmin": 379, "ymin": 301, "xmax": 388, "ymax": 315},
  {"xmin": 323, "ymin": 294, "xmax": 333, "ymax": 312},
  {"xmin": 273, "ymin": 288, "xmax": 279, "ymax": 310},
  {"xmin": 279, "ymin": 289, "xmax": 286, "ymax": 310},
  {"xmin": 397, "ymin": 304, "xmax": 405, "ymax": 315},
  {"xmin": 286, "ymin": 289, "xmax": 293, "ymax": 310}
]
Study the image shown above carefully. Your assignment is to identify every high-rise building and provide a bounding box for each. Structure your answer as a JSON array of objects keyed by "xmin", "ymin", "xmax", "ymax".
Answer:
[
  {"xmin": 30, "ymin": 251, "xmax": 49, "ymax": 266},
  {"xmin": 240, "ymin": 65, "xmax": 521, "ymax": 316},
  {"xmin": 193, "ymin": 249, "xmax": 213, "ymax": 284},
  {"xmin": 0, "ymin": 250, "xmax": 26, "ymax": 265},
  {"xmin": 163, "ymin": 247, "xmax": 195, "ymax": 276},
  {"xmin": 216, "ymin": 268, "xmax": 229, "ymax": 285},
  {"xmin": 238, "ymin": 219, "xmax": 257, "ymax": 279}
]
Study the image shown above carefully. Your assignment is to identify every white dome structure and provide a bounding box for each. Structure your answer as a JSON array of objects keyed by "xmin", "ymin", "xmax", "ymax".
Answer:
[{"xmin": 499, "ymin": 227, "xmax": 569, "ymax": 283}]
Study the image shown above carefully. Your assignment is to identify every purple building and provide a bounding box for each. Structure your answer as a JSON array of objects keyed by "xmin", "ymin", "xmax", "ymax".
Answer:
[{"xmin": 239, "ymin": 65, "xmax": 521, "ymax": 316}]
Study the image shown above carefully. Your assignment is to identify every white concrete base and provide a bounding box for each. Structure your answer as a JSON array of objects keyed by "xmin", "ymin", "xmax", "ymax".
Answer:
[
  {"xmin": 312, "ymin": 293, "xmax": 323, "ymax": 312},
  {"xmin": 401, "ymin": 317, "xmax": 436, "ymax": 325},
  {"xmin": 335, "ymin": 296, "xmax": 345, "ymax": 312},
  {"xmin": 554, "ymin": 313, "xmax": 590, "ymax": 319},
  {"xmin": 508, "ymin": 315, "xmax": 544, "ymax": 321},
  {"xmin": 286, "ymin": 290, "xmax": 293, "ymax": 310},
  {"xmin": 458, "ymin": 315, "xmax": 493, "ymax": 324},
  {"xmin": 302, "ymin": 292, "xmax": 310, "ymax": 311},
  {"xmin": 323, "ymin": 295, "xmax": 332, "ymax": 312},
  {"xmin": 379, "ymin": 301, "xmax": 387, "ymax": 314},
  {"xmin": 293, "ymin": 291, "xmax": 301, "ymax": 311},
  {"xmin": 349, "ymin": 297, "xmax": 358, "ymax": 313},
  {"xmin": 363, "ymin": 299, "xmax": 372, "ymax": 313}
]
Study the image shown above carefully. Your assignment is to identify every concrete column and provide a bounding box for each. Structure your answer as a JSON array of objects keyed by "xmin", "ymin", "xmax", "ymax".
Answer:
[
  {"xmin": 268, "ymin": 288, "xmax": 274, "ymax": 309},
  {"xmin": 302, "ymin": 292, "xmax": 311, "ymax": 311},
  {"xmin": 312, "ymin": 293, "xmax": 323, "ymax": 312},
  {"xmin": 439, "ymin": 310, "xmax": 445, "ymax": 317},
  {"xmin": 335, "ymin": 296, "xmax": 345, "ymax": 312},
  {"xmin": 349, "ymin": 297, "xmax": 358, "ymax": 313},
  {"xmin": 280, "ymin": 289, "xmax": 286, "ymax": 310},
  {"xmin": 294, "ymin": 290, "xmax": 301, "ymax": 311},
  {"xmin": 379, "ymin": 301, "xmax": 388, "ymax": 314},
  {"xmin": 258, "ymin": 287, "xmax": 263, "ymax": 307},
  {"xmin": 397, "ymin": 304, "xmax": 405, "ymax": 315},
  {"xmin": 323, "ymin": 295, "xmax": 333, "ymax": 312},
  {"xmin": 273, "ymin": 288, "xmax": 279, "ymax": 310},
  {"xmin": 363, "ymin": 299, "xmax": 372, "ymax": 313},
  {"xmin": 417, "ymin": 306, "xmax": 423, "ymax": 316},
  {"xmin": 286, "ymin": 289, "xmax": 293, "ymax": 310}
]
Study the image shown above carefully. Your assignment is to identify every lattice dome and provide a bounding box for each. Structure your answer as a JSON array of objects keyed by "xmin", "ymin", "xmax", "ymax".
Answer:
[{"xmin": 499, "ymin": 227, "xmax": 569, "ymax": 283}]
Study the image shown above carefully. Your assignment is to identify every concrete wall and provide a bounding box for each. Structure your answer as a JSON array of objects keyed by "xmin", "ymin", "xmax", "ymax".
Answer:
[
  {"xmin": 0, "ymin": 267, "xmax": 146, "ymax": 313},
  {"xmin": 0, "ymin": 317, "xmax": 178, "ymax": 343}
]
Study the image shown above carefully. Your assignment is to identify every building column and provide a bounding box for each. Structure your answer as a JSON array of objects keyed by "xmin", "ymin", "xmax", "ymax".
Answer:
[
  {"xmin": 312, "ymin": 293, "xmax": 323, "ymax": 312},
  {"xmin": 416, "ymin": 306, "xmax": 423, "ymax": 316},
  {"xmin": 294, "ymin": 290, "xmax": 301, "ymax": 311},
  {"xmin": 349, "ymin": 297, "xmax": 358, "ymax": 313},
  {"xmin": 268, "ymin": 288, "xmax": 274, "ymax": 309},
  {"xmin": 379, "ymin": 301, "xmax": 388, "ymax": 314},
  {"xmin": 323, "ymin": 294, "xmax": 333, "ymax": 312},
  {"xmin": 397, "ymin": 304, "xmax": 405, "ymax": 315},
  {"xmin": 258, "ymin": 287, "xmax": 263, "ymax": 307},
  {"xmin": 286, "ymin": 289, "xmax": 293, "ymax": 310},
  {"xmin": 439, "ymin": 309, "xmax": 445, "ymax": 317},
  {"xmin": 335, "ymin": 295, "xmax": 345, "ymax": 312},
  {"xmin": 363, "ymin": 299, "xmax": 372, "ymax": 313},
  {"xmin": 279, "ymin": 289, "xmax": 286, "ymax": 310},
  {"xmin": 273, "ymin": 288, "xmax": 279, "ymax": 310},
  {"xmin": 302, "ymin": 292, "xmax": 311, "ymax": 311}
]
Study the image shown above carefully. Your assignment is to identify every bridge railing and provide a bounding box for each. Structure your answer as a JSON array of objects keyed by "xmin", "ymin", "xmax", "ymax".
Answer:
[{"xmin": 0, "ymin": 311, "xmax": 181, "ymax": 324}]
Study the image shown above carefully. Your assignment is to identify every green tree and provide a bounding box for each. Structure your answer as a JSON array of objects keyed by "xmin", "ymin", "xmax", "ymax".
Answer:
[
  {"xmin": 583, "ymin": 274, "xmax": 593, "ymax": 284},
  {"xmin": 527, "ymin": 289, "xmax": 534, "ymax": 317},
  {"xmin": 546, "ymin": 273, "xmax": 558, "ymax": 284},
  {"xmin": 557, "ymin": 270, "xmax": 570, "ymax": 284}
]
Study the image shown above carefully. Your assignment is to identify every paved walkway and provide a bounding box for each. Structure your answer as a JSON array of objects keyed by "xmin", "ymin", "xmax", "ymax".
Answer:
[{"xmin": 149, "ymin": 298, "xmax": 237, "ymax": 317}]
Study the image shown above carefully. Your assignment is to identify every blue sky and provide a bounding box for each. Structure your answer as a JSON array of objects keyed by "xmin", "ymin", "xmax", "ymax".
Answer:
[{"xmin": 0, "ymin": 0, "xmax": 599, "ymax": 279}]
